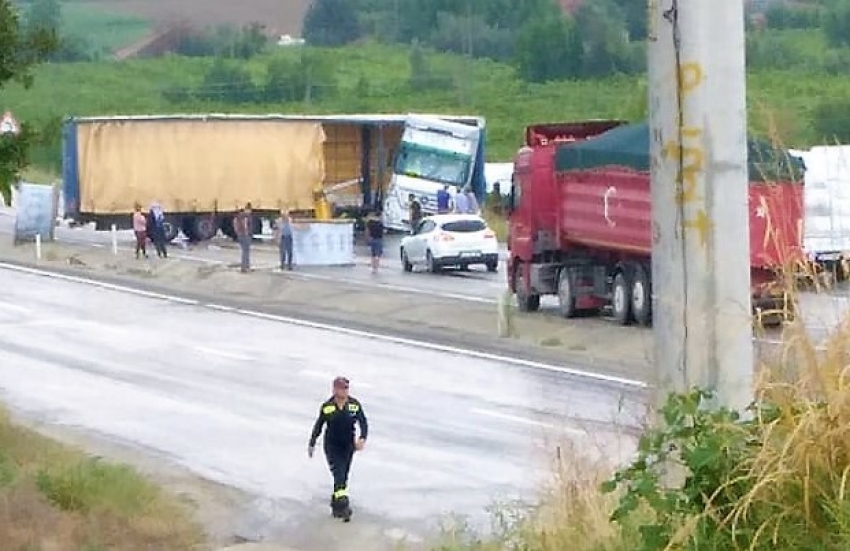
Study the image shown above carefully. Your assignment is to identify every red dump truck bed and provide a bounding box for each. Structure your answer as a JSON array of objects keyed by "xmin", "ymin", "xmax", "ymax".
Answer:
[
  {"xmin": 508, "ymin": 120, "xmax": 805, "ymax": 327},
  {"xmin": 551, "ymin": 122, "xmax": 804, "ymax": 269}
]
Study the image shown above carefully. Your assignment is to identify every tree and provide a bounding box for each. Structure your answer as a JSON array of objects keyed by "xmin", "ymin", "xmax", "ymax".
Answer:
[
  {"xmin": 0, "ymin": 0, "xmax": 57, "ymax": 205},
  {"xmin": 24, "ymin": 0, "xmax": 61, "ymax": 35},
  {"xmin": 303, "ymin": 0, "xmax": 361, "ymax": 47},
  {"xmin": 515, "ymin": 13, "xmax": 583, "ymax": 83}
]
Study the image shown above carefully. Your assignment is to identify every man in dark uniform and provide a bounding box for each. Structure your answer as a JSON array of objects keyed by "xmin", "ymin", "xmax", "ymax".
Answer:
[
  {"xmin": 308, "ymin": 376, "xmax": 368, "ymax": 521},
  {"xmin": 408, "ymin": 193, "xmax": 423, "ymax": 233}
]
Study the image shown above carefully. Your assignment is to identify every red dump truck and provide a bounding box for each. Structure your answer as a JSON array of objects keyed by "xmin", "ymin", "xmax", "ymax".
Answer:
[{"xmin": 506, "ymin": 120, "xmax": 805, "ymax": 327}]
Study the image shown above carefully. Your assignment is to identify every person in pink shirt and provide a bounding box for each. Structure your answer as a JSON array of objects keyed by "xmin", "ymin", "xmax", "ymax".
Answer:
[{"xmin": 132, "ymin": 203, "xmax": 148, "ymax": 259}]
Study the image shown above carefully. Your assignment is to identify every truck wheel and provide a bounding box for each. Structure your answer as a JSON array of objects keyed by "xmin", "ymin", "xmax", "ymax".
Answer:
[
  {"xmin": 631, "ymin": 265, "xmax": 652, "ymax": 326},
  {"xmin": 401, "ymin": 248, "xmax": 413, "ymax": 272},
  {"xmin": 426, "ymin": 251, "xmax": 442, "ymax": 274},
  {"xmin": 612, "ymin": 271, "xmax": 633, "ymax": 325},
  {"xmin": 194, "ymin": 216, "xmax": 218, "ymax": 241},
  {"xmin": 486, "ymin": 260, "xmax": 498, "ymax": 273},
  {"xmin": 162, "ymin": 220, "xmax": 179, "ymax": 242},
  {"xmin": 514, "ymin": 263, "xmax": 540, "ymax": 312},
  {"xmin": 557, "ymin": 268, "xmax": 576, "ymax": 318}
]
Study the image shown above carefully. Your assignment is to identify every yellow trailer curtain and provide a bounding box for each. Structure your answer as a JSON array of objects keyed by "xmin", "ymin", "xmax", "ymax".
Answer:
[{"xmin": 77, "ymin": 119, "xmax": 326, "ymax": 213}]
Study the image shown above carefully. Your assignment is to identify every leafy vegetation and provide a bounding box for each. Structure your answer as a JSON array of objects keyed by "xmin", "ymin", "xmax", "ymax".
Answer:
[{"xmin": 0, "ymin": 0, "xmax": 56, "ymax": 203}]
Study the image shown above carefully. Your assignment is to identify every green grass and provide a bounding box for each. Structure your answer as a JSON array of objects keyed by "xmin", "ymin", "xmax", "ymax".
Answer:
[
  {"xmin": 61, "ymin": 2, "xmax": 150, "ymax": 52},
  {"xmin": 0, "ymin": 407, "xmax": 203, "ymax": 549},
  {"xmin": 3, "ymin": 38, "xmax": 849, "ymax": 168}
]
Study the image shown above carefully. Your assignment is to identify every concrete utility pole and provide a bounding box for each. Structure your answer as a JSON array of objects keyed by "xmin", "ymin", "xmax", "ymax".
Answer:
[{"xmin": 648, "ymin": 0, "xmax": 753, "ymax": 412}]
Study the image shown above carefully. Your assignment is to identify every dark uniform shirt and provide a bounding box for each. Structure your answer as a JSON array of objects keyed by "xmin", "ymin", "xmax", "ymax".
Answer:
[
  {"xmin": 409, "ymin": 200, "xmax": 422, "ymax": 225},
  {"xmin": 309, "ymin": 397, "xmax": 369, "ymax": 449},
  {"xmin": 366, "ymin": 218, "xmax": 384, "ymax": 240}
]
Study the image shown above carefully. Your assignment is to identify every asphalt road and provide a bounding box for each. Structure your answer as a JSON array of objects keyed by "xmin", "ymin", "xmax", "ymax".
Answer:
[{"xmin": 0, "ymin": 266, "xmax": 643, "ymax": 549}]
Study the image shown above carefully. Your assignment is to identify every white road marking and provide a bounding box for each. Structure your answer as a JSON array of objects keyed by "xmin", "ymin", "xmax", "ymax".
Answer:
[
  {"xmin": 0, "ymin": 300, "xmax": 31, "ymax": 314},
  {"xmin": 193, "ymin": 345, "xmax": 256, "ymax": 362},
  {"xmin": 471, "ymin": 407, "xmax": 586, "ymax": 436},
  {"xmin": 175, "ymin": 253, "xmax": 225, "ymax": 265},
  {"xmin": 298, "ymin": 369, "xmax": 373, "ymax": 388},
  {"xmin": 207, "ymin": 304, "xmax": 237, "ymax": 313},
  {"xmin": 0, "ymin": 262, "xmax": 648, "ymax": 389}
]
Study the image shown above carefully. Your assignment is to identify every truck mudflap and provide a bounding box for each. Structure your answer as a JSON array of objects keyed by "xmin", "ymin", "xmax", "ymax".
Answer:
[{"xmin": 752, "ymin": 282, "xmax": 795, "ymax": 327}]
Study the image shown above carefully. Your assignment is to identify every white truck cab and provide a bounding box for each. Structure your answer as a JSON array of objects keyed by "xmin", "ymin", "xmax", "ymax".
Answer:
[{"xmin": 383, "ymin": 115, "xmax": 485, "ymax": 232}]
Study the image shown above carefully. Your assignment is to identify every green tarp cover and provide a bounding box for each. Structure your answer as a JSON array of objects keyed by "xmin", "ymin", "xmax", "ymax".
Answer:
[{"xmin": 554, "ymin": 122, "xmax": 803, "ymax": 182}]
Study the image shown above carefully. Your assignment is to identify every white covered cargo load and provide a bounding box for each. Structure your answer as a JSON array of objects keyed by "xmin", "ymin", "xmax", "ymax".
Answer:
[{"xmin": 791, "ymin": 146, "xmax": 850, "ymax": 262}]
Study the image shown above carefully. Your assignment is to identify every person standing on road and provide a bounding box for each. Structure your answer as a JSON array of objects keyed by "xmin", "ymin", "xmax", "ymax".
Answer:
[
  {"xmin": 233, "ymin": 203, "xmax": 253, "ymax": 273},
  {"xmin": 132, "ymin": 203, "xmax": 148, "ymax": 259},
  {"xmin": 453, "ymin": 186, "xmax": 469, "ymax": 214},
  {"xmin": 465, "ymin": 187, "xmax": 480, "ymax": 215},
  {"xmin": 147, "ymin": 200, "xmax": 168, "ymax": 258},
  {"xmin": 365, "ymin": 210, "xmax": 384, "ymax": 275},
  {"xmin": 275, "ymin": 208, "xmax": 296, "ymax": 271},
  {"xmin": 308, "ymin": 376, "xmax": 368, "ymax": 521},
  {"xmin": 436, "ymin": 185, "xmax": 451, "ymax": 214},
  {"xmin": 408, "ymin": 193, "xmax": 423, "ymax": 233}
]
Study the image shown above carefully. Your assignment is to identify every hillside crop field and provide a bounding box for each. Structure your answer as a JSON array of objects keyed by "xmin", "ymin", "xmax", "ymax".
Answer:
[
  {"xmin": 5, "ymin": 41, "xmax": 850, "ymax": 170},
  {"xmin": 64, "ymin": 0, "xmax": 309, "ymax": 36}
]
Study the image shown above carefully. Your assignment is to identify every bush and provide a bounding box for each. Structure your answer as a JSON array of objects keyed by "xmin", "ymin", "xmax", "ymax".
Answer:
[
  {"xmin": 175, "ymin": 23, "xmax": 269, "ymax": 59},
  {"xmin": 812, "ymin": 98, "xmax": 850, "ymax": 143}
]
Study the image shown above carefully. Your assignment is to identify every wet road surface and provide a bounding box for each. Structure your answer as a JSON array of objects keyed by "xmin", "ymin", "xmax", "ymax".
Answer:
[{"xmin": 0, "ymin": 266, "xmax": 643, "ymax": 549}]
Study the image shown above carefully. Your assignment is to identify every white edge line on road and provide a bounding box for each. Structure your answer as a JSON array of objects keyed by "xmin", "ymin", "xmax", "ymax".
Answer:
[
  {"xmin": 0, "ymin": 262, "xmax": 199, "ymax": 306},
  {"xmin": 0, "ymin": 261, "xmax": 648, "ymax": 389},
  {"xmin": 0, "ymin": 300, "xmax": 32, "ymax": 314},
  {"xmin": 471, "ymin": 408, "xmax": 587, "ymax": 437},
  {"xmin": 193, "ymin": 345, "xmax": 256, "ymax": 362}
]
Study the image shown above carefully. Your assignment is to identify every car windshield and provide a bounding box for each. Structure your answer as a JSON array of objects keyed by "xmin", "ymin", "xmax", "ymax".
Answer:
[
  {"xmin": 441, "ymin": 219, "xmax": 487, "ymax": 233},
  {"xmin": 395, "ymin": 144, "xmax": 471, "ymax": 187}
]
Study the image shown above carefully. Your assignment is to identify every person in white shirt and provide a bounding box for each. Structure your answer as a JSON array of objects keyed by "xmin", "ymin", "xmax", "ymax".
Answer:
[
  {"xmin": 465, "ymin": 187, "xmax": 480, "ymax": 215},
  {"xmin": 453, "ymin": 186, "xmax": 469, "ymax": 213}
]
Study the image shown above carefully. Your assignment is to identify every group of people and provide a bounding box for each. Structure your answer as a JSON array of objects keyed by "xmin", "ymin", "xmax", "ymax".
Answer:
[
  {"xmin": 131, "ymin": 202, "xmax": 170, "ymax": 260},
  {"xmin": 235, "ymin": 203, "xmax": 300, "ymax": 274},
  {"xmin": 406, "ymin": 185, "xmax": 480, "ymax": 232}
]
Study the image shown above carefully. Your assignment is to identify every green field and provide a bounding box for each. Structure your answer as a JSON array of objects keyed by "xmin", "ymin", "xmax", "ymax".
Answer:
[
  {"xmin": 61, "ymin": 2, "xmax": 150, "ymax": 52},
  {"xmin": 4, "ymin": 40, "xmax": 849, "ymax": 172}
]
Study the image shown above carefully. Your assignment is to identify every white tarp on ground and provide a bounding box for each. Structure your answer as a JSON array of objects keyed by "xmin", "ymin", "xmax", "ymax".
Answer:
[
  {"xmin": 13, "ymin": 183, "xmax": 58, "ymax": 243},
  {"xmin": 791, "ymin": 146, "xmax": 850, "ymax": 259}
]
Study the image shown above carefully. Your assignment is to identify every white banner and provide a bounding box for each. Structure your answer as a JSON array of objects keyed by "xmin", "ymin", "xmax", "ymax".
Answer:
[{"xmin": 14, "ymin": 183, "xmax": 57, "ymax": 243}]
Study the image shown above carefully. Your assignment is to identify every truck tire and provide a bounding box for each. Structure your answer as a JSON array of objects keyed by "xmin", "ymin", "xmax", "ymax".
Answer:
[
  {"xmin": 631, "ymin": 265, "xmax": 652, "ymax": 326},
  {"xmin": 514, "ymin": 263, "xmax": 540, "ymax": 312},
  {"xmin": 557, "ymin": 268, "xmax": 576, "ymax": 318},
  {"xmin": 612, "ymin": 271, "xmax": 633, "ymax": 325},
  {"xmin": 162, "ymin": 220, "xmax": 179, "ymax": 242},
  {"xmin": 193, "ymin": 216, "xmax": 218, "ymax": 241}
]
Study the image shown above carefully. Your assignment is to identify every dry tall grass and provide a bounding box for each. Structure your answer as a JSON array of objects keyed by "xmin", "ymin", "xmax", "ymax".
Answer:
[{"xmin": 0, "ymin": 409, "xmax": 204, "ymax": 551}]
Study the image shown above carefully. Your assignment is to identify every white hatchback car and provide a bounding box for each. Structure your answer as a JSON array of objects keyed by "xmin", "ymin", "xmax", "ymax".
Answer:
[{"xmin": 399, "ymin": 214, "xmax": 500, "ymax": 273}]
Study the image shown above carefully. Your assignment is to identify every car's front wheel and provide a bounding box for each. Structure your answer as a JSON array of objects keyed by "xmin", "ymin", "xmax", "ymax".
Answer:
[{"xmin": 426, "ymin": 250, "xmax": 441, "ymax": 274}]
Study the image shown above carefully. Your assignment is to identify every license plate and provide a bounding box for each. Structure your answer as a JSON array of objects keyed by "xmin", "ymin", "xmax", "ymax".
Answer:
[{"xmin": 460, "ymin": 251, "xmax": 480, "ymax": 258}]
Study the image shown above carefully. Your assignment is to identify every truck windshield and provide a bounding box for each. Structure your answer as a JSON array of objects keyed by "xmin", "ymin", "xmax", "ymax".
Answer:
[{"xmin": 394, "ymin": 144, "xmax": 471, "ymax": 187}]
